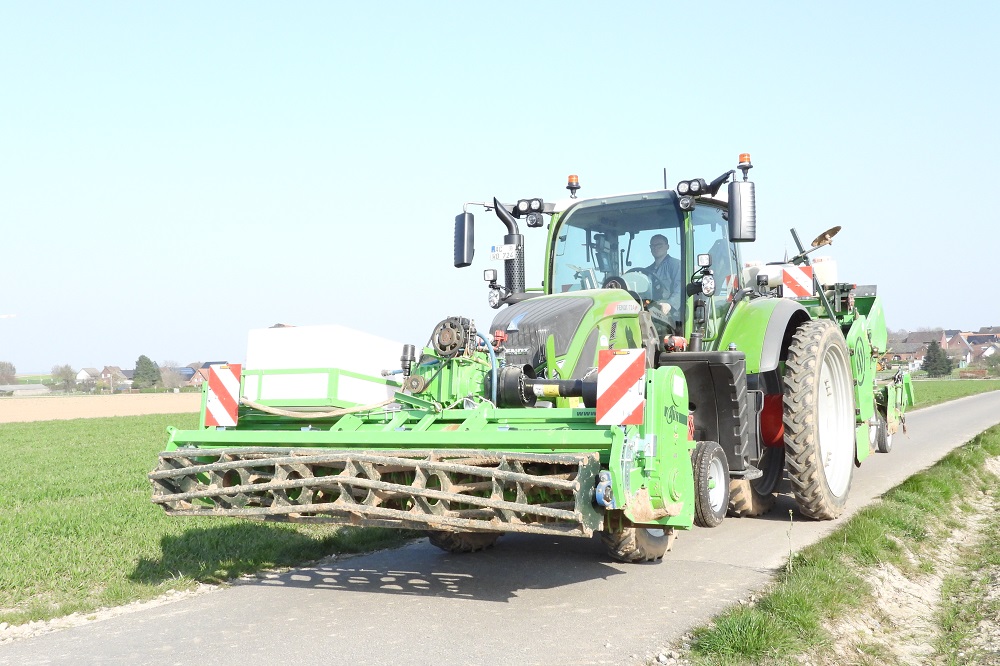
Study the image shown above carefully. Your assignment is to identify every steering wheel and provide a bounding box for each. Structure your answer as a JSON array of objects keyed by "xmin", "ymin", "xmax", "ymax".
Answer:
[
  {"xmin": 600, "ymin": 275, "xmax": 644, "ymax": 305},
  {"xmin": 625, "ymin": 267, "xmax": 671, "ymax": 300}
]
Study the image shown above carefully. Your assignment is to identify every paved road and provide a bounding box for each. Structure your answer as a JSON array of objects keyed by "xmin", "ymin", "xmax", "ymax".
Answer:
[{"xmin": 4, "ymin": 392, "xmax": 1000, "ymax": 666}]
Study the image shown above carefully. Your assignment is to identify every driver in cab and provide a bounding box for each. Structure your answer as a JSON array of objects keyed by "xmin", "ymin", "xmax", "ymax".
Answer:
[{"xmin": 647, "ymin": 234, "xmax": 681, "ymax": 298}]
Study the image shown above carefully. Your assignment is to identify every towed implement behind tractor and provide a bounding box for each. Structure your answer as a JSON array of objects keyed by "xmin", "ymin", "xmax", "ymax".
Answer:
[{"xmin": 151, "ymin": 154, "xmax": 913, "ymax": 563}]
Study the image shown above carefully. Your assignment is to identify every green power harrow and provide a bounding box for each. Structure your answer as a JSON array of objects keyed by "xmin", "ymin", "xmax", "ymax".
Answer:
[{"xmin": 150, "ymin": 310, "xmax": 697, "ymax": 559}]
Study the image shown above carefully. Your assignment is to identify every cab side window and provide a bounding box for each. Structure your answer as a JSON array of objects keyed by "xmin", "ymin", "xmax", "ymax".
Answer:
[{"xmin": 691, "ymin": 206, "xmax": 737, "ymax": 324}]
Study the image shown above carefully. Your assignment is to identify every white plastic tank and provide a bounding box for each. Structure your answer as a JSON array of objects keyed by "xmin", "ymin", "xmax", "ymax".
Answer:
[
  {"xmin": 742, "ymin": 260, "xmax": 763, "ymax": 286},
  {"xmin": 756, "ymin": 263, "xmax": 790, "ymax": 288},
  {"xmin": 812, "ymin": 256, "xmax": 838, "ymax": 287}
]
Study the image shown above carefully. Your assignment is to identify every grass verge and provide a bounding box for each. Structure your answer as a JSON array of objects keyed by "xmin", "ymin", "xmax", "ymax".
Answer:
[
  {"xmin": 935, "ymin": 488, "xmax": 1000, "ymax": 664},
  {"xmin": 0, "ymin": 414, "xmax": 416, "ymax": 626},
  {"xmin": 686, "ymin": 424, "xmax": 1000, "ymax": 665}
]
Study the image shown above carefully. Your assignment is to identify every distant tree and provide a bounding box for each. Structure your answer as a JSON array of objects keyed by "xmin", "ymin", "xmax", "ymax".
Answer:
[
  {"xmin": 0, "ymin": 361, "xmax": 15, "ymax": 385},
  {"xmin": 923, "ymin": 341, "xmax": 953, "ymax": 378},
  {"xmin": 923, "ymin": 342, "xmax": 942, "ymax": 376},
  {"xmin": 886, "ymin": 328, "xmax": 909, "ymax": 342},
  {"xmin": 985, "ymin": 354, "xmax": 1000, "ymax": 377},
  {"xmin": 134, "ymin": 355, "xmax": 161, "ymax": 389},
  {"xmin": 159, "ymin": 360, "xmax": 185, "ymax": 389},
  {"xmin": 51, "ymin": 364, "xmax": 77, "ymax": 392}
]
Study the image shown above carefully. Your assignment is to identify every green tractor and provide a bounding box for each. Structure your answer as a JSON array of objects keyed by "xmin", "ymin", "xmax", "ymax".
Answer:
[{"xmin": 150, "ymin": 154, "xmax": 913, "ymax": 563}]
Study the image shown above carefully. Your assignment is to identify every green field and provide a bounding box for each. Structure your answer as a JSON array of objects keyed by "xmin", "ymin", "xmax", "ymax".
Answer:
[
  {"xmin": 0, "ymin": 414, "xmax": 414, "ymax": 626},
  {"xmin": 14, "ymin": 374, "xmax": 52, "ymax": 384},
  {"xmin": 912, "ymin": 379, "xmax": 1000, "ymax": 409}
]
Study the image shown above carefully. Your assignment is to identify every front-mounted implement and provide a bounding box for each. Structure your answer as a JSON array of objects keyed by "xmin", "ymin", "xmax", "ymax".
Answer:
[{"xmin": 151, "ymin": 321, "xmax": 700, "ymax": 562}]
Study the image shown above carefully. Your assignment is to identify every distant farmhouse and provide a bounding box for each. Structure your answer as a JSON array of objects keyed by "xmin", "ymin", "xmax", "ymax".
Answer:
[
  {"xmin": 100, "ymin": 366, "xmax": 131, "ymax": 390},
  {"xmin": 885, "ymin": 327, "xmax": 1000, "ymax": 371},
  {"xmin": 194, "ymin": 362, "xmax": 229, "ymax": 386},
  {"xmin": 76, "ymin": 368, "xmax": 100, "ymax": 384}
]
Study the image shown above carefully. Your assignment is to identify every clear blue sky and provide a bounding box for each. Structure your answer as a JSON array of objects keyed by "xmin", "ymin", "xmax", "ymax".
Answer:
[{"xmin": 2, "ymin": 2, "xmax": 997, "ymax": 373}]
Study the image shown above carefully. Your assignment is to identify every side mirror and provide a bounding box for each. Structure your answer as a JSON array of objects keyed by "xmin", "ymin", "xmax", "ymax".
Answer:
[
  {"xmin": 727, "ymin": 180, "xmax": 757, "ymax": 242},
  {"xmin": 454, "ymin": 213, "xmax": 475, "ymax": 267}
]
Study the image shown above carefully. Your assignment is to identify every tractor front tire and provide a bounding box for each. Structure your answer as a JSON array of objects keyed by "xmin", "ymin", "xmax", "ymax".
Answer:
[
  {"xmin": 425, "ymin": 531, "xmax": 501, "ymax": 553},
  {"xmin": 693, "ymin": 441, "xmax": 729, "ymax": 528},
  {"xmin": 602, "ymin": 527, "xmax": 676, "ymax": 563},
  {"xmin": 783, "ymin": 319, "xmax": 856, "ymax": 520},
  {"xmin": 728, "ymin": 446, "xmax": 784, "ymax": 518}
]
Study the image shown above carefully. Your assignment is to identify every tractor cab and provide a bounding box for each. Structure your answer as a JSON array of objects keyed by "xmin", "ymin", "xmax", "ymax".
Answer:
[
  {"xmin": 453, "ymin": 154, "xmax": 757, "ymax": 355},
  {"xmin": 546, "ymin": 189, "xmax": 741, "ymax": 347}
]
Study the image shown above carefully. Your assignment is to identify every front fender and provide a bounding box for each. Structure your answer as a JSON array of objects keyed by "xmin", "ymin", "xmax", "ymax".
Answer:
[{"xmin": 718, "ymin": 297, "xmax": 810, "ymax": 375}]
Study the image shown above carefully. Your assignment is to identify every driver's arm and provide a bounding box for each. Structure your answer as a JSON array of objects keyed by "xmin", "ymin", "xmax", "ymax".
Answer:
[{"xmin": 667, "ymin": 258, "xmax": 682, "ymax": 296}]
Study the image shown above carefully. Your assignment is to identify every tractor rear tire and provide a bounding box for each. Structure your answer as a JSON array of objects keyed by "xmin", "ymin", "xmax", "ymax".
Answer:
[
  {"xmin": 602, "ymin": 527, "xmax": 676, "ymax": 563},
  {"xmin": 728, "ymin": 446, "xmax": 784, "ymax": 518},
  {"xmin": 875, "ymin": 413, "xmax": 893, "ymax": 453},
  {"xmin": 693, "ymin": 441, "xmax": 729, "ymax": 528},
  {"xmin": 783, "ymin": 319, "xmax": 856, "ymax": 520},
  {"xmin": 425, "ymin": 530, "xmax": 501, "ymax": 553}
]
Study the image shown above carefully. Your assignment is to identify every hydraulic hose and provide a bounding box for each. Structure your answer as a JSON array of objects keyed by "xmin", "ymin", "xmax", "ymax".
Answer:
[{"xmin": 239, "ymin": 396, "xmax": 394, "ymax": 419}]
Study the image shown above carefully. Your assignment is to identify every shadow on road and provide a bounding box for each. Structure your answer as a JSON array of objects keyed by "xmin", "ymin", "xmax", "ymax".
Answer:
[
  {"xmin": 130, "ymin": 522, "xmax": 390, "ymax": 585},
  {"xmin": 233, "ymin": 532, "xmax": 628, "ymax": 603},
  {"xmin": 132, "ymin": 483, "xmax": 809, "ymax": 602}
]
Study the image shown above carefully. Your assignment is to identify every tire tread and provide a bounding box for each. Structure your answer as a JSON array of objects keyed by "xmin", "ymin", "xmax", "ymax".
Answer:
[
  {"xmin": 783, "ymin": 319, "xmax": 854, "ymax": 520},
  {"xmin": 601, "ymin": 527, "xmax": 675, "ymax": 563}
]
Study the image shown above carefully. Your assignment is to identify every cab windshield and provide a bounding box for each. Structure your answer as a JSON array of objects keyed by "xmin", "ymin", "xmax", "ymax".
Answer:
[
  {"xmin": 549, "ymin": 191, "xmax": 736, "ymax": 338},
  {"xmin": 549, "ymin": 191, "xmax": 686, "ymax": 331}
]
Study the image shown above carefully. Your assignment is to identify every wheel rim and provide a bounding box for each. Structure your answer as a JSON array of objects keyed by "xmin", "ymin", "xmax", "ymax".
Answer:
[
  {"xmin": 644, "ymin": 528, "xmax": 665, "ymax": 538},
  {"xmin": 707, "ymin": 455, "xmax": 727, "ymax": 512},
  {"xmin": 817, "ymin": 342, "xmax": 854, "ymax": 497}
]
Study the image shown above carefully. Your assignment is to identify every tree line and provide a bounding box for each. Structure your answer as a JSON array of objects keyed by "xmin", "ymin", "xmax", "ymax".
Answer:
[{"xmin": 0, "ymin": 356, "xmax": 195, "ymax": 392}]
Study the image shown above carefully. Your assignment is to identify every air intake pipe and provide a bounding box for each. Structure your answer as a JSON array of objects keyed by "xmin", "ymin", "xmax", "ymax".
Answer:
[{"xmin": 492, "ymin": 197, "xmax": 525, "ymax": 296}]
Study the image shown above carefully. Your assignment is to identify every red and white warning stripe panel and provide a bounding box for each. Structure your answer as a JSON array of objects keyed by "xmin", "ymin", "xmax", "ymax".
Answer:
[
  {"xmin": 205, "ymin": 363, "xmax": 242, "ymax": 427},
  {"xmin": 782, "ymin": 266, "xmax": 814, "ymax": 298},
  {"xmin": 723, "ymin": 272, "xmax": 738, "ymax": 300},
  {"xmin": 596, "ymin": 349, "xmax": 646, "ymax": 426}
]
